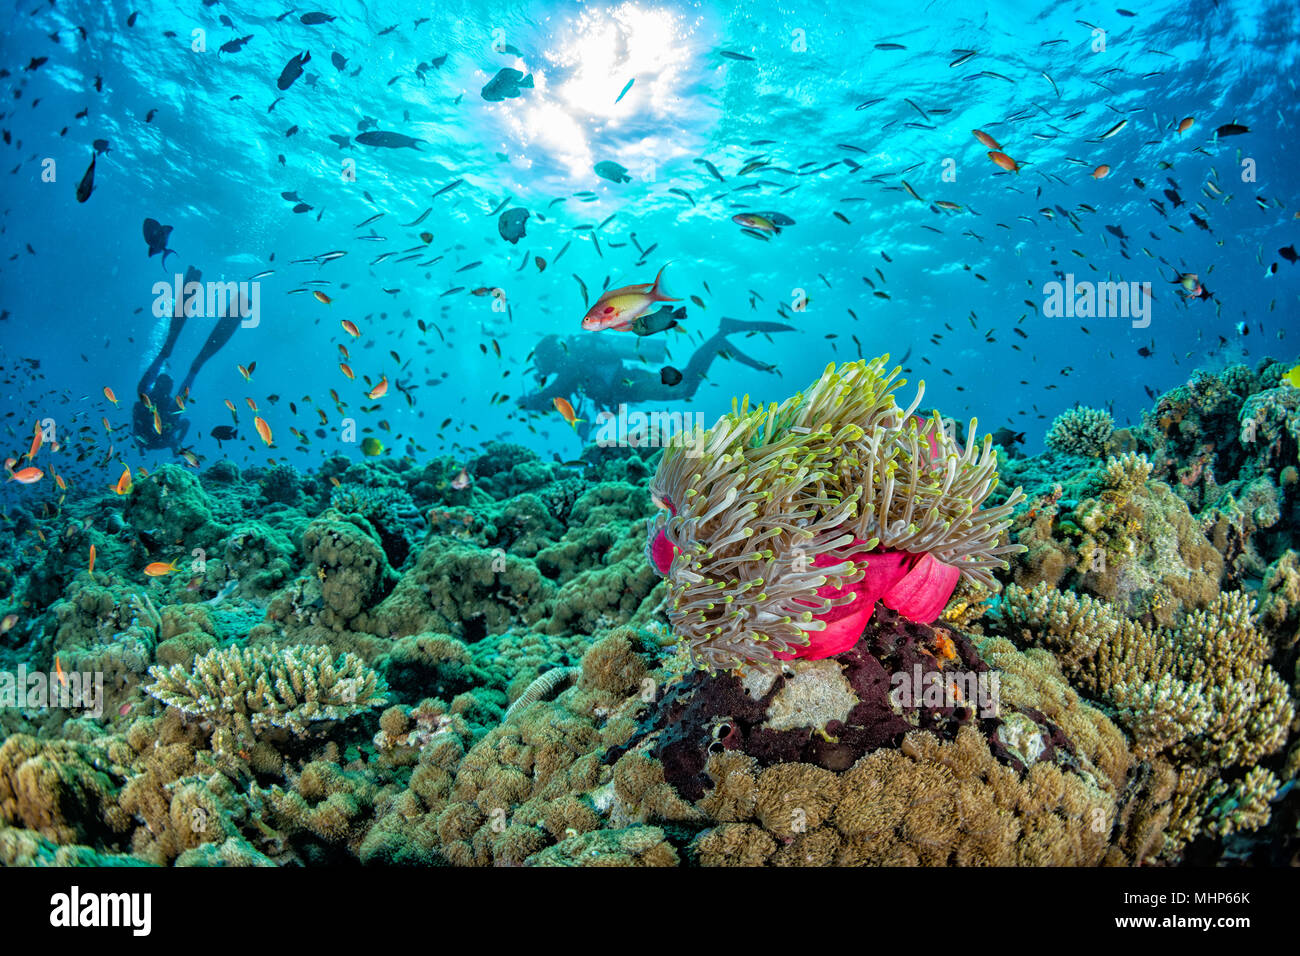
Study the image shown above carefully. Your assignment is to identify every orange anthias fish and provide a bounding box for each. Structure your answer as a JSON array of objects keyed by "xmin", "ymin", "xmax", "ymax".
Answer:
[
  {"xmin": 152, "ymin": 407, "xmax": 163, "ymax": 434},
  {"xmin": 367, "ymin": 376, "xmax": 388, "ymax": 400},
  {"xmin": 1091, "ymin": 164, "xmax": 1111, "ymax": 179},
  {"xmin": 581, "ymin": 264, "xmax": 681, "ymax": 331},
  {"xmin": 7, "ymin": 466, "xmax": 43, "ymax": 484},
  {"xmin": 340, "ymin": 363, "xmax": 355, "ymax": 380},
  {"xmin": 54, "ymin": 655, "xmax": 67, "ymax": 688},
  {"xmin": 26, "ymin": 423, "xmax": 42, "ymax": 461},
  {"xmin": 246, "ymin": 397, "xmax": 259, "ymax": 412},
  {"xmin": 1177, "ymin": 116, "xmax": 1194, "ymax": 134},
  {"xmin": 114, "ymin": 465, "xmax": 133, "ymax": 495},
  {"xmin": 238, "ymin": 364, "xmax": 253, "ymax": 382},
  {"xmin": 972, "ymin": 129, "xmax": 1002, "ymax": 151},
  {"xmin": 451, "ymin": 466, "xmax": 470, "ymax": 490},
  {"xmin": 88, "ymin": 543, "xmax": 96, "ymax": 573},
  {"xmin": 224, "ymin": 399, "xmax": 238, "ymax": 415},
  {"xmin": 54, "ymin": 473, "xmax": 67, "ymax": 491},
  {"xmin": 103, "ymin": 386, "xmax": 119, "ymax": 405},
  {"xmin": 144, "ymin": 559, "xmax": 181, "ymax": 577},
  {"xmin": 552, "ymin": 396, "xmax": 583, "ymax": 429},
  {"xmin": 341, "ymin": 319, "xmax": 360, "ymax": 337},
  {"xmin": 314, "ymin": 291, "xmax": 332, "ymax": 305},
  {"xmin": 987, "ymin": 151, "xmax": 1019, "ymax": 173},
  {"xmin": 254, "ymin": 415, "xmax": 274, "ymax": 446}
]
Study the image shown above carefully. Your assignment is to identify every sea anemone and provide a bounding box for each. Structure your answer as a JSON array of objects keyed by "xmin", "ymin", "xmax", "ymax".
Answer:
[{"xmin": 646, "ymin": 356, "xmax": 1024, "ymax": 672}]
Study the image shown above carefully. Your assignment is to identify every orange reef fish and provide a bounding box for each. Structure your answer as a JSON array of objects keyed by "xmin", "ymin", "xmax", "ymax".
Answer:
[
  {"xmin": 972, "ymin": 129, "xmax": 1002, "ymax": 151},
  {"xmin": 340, "ymin": 363, "xmax": 355, "ymax": 380},
  {"xmin": 451, "ymin": 467, "xmax": 471, "ymax": 490},
  {"xmin": 1091, "ymin": 164, "xmax": 1111, "ymax": 179},
  {"xmin": 254, "ymin": 416, "xmax": 274, "ymax": 446},
  {"xmin": 7, "ymin": 466, "xmax": 43, "ymax": 484},
  {"xmin": 103, "ymin": 386, "xmax": 119, "ymax": 405},
  {"xmin": 552, "ymin": 396, "xmax": 583, "ymax": 428},
  {"xmin": 88, "ymin": 543, "xmax": 96, "ymax": 573},
  {"xmin": 367, "ymin": 376, "xmax": 388, "ymax": 400},
  {"xmin": 314, "ymin": 291, "xmax": 332, "ymax": 305},
  {"xmin": 144, "ymin": 559, "xmax": 181, "ymax": 577},
  {"xmin": 341, "ymin": 319, "xmax": 361, "ymax": 337},
  {"xmin": 987, "ymin": 151, "xmax": 1019, "ymax": 173},
  {"xmin": 114, "ymin": 466, "xmax": 133, "ymax": 495},
  {"xmin": 581, "ymin": 264, "xmax": 681, "ymax": 331}
]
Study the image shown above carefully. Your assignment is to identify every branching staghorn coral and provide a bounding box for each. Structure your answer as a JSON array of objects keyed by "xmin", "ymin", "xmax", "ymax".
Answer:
[
  {"xmin": 648, "ymin": 357, "xmax": 1024, "ymax": 671},
  {"xmin": 1045, "ymin": 406, "xmax": 1114, "ymax": 457},
  {"xmin": 144, "ymin": 644, "xmax": 387, "ymax": 737},
  {"xmin": 999, "ymin": 581, "xmax": 1293, "ymax": 856}
]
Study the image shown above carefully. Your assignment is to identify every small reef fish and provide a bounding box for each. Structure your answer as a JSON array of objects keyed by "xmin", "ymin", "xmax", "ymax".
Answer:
[
  {"xmin": 254, "ymin": 416, "xmax": 273, "ymax": 445},
  {"xmin": 144, "ymin": 560, "xmax": 181, "ymax": 577},
  {"xmin": 7, "ymin": 466, "xmax": 43, "ymax": 484},
  {"xmin": 552, "ymin": 397, "xmax": 583, "ymax": 429},
  {"xmin": 581, "ymin": 265, "xmax": 681, "ymax": 331}
]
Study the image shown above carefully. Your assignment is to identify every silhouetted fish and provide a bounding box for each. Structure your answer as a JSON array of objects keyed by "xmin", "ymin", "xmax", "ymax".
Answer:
[
  {"xmin": 498, "ymin": 207, "xmax": 529, "ymax": 243},
  {"xmin": 277, "ymin": 51, "xmax": 310, "ymax": 90},
  {"xmin": 75, "ymin": 153, "xmax": 95, "ymax": 203},
  {"xmin": 354, "ymin": 130, "xmax": 424, "ymax": 149},
  {"xmin": 142, "ymin": 218, "xmax": 175, "ymax": 269},
  {"xmin": 595, "ymin": 161, "xmax": 631, "ymax": 183},
  {"xmin": 481, "ymin": 68, "xmax": 533, "ymax": 102}
]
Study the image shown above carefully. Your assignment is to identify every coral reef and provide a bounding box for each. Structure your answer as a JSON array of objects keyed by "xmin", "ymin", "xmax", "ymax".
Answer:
[
  {"xmin": 0, "ymin": 357, "xmax": 1295, "ymax": 868},
  {"xmin": 999, "ymin": 581, "xmax": 1293, "ymax": 857},
  {"xmin": 144, "ymin": 644, "xmax": 388, "ymax": 740},
  {"xmin": 1044, "ymin": 406, "xmax": 1115, "ymax": 457}
]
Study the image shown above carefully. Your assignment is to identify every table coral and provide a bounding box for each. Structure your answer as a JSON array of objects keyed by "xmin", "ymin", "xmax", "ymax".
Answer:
[{"xmin": 144, "ymin": 643, "xmax": 388, "ymax": 739}]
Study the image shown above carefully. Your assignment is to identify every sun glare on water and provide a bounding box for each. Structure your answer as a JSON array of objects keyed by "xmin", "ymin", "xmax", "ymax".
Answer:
[{"xmin": 502, "ymin": 4, "xmax": 703, "ymax": 181}]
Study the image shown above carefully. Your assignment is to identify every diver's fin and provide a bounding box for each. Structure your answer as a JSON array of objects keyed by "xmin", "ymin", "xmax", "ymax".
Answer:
[{"xmin": 717, "ymin": 317, "xmax": 796, "ymax": 335}]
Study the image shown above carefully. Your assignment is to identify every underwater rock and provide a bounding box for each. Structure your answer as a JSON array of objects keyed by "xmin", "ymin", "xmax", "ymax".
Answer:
[
  {"xmin": 122, "ymin": 464, "xmax": 226, "ymax": 552},
  {"xmin": 303, "ymin": 513, "xmax": 398, "ymax": 626}
]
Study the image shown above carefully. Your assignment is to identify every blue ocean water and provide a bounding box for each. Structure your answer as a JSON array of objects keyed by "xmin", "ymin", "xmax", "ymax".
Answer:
[
  {"xmin": 3, "ymin": 0, "xmax": 1300, "ymax": 884},
  {"xmin": 1, "ymin": 0, "xmax": 1296, "ymax": 481}
]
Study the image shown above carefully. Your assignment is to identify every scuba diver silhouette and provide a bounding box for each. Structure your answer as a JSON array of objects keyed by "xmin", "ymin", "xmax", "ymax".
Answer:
[
  {"xmin": 517, "ymin": 317, "xmax": 795, "ymax": 417},
  {"xmin": 132, "ymin": 264, "xmax": 243, "ymax": 453}
]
